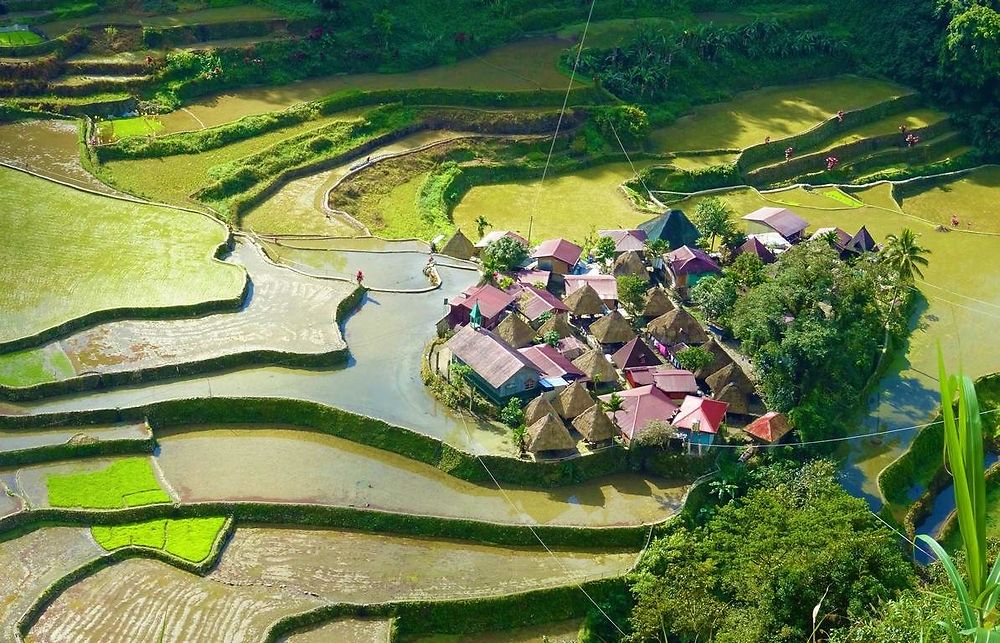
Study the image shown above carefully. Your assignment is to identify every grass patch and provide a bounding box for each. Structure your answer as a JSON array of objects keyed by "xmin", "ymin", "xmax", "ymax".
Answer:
[
  {"xmin": 99, "ymin": 115, "xmax": 164, "ymax": 141},
  {"xmin": 646, "ymin": 76, "xmax": 908, "ymax": 153},
  {"xmin": 821, "ymin": 188, "xmax": 863, "ymax": 207},
  {"xmin": 92, "ymin": 516, "xmax": 227, "ymax": 563},
  {"xmin": 47, "ymin": 458, "xmax": 171, "ymax": 509},
  {"xmin": 0, "ymin": 31, "xmax": 44, "ymax": 46},
  {"xmin": 0, "ymin": 167, "xmax": 245, "ymax": 345}
]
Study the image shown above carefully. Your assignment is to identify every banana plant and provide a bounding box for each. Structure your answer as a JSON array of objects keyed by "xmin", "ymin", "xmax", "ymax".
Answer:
[{"xmin": 916, "ymin": 350, "xmax": 1000, "ymax": 642}]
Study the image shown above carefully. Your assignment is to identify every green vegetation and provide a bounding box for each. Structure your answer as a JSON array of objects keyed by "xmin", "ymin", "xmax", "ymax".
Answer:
[
  {"xmin": 91, "ymin": 516, "xmax": 227, "ymax": 562},
  {"xmin": 900, "ymin": 167, "xmax": 1000, "ymax": 233},
  {"xmin": 0, "ymin": 346, "xmax": 75, "ymax": 388},
  {"xmin": 0, "ymin": 31, "xmax": 45, "ymax": 46},
  {"xmin": 619, "ymin": 461, "xmax": 914, "ymax": 642},
  {"xmin": 47, "ymin": 457, "xmax": 172, "ymax": 508},
  {"xmin": 0, "ymin": 167, "xmax": 245, "ymax": 347},
  {"xmin": 481, "ymin": 235, "xmax": 528, "ymax": 275},
  {"xmin": 98, "ymin": 115, "xmax": 163, "ymax": 140}
]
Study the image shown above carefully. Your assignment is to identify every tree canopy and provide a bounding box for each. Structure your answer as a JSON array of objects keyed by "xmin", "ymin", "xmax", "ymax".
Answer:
[{"xmin": 482, "ymin": 235, "xmax": 528, "ymax": 274}]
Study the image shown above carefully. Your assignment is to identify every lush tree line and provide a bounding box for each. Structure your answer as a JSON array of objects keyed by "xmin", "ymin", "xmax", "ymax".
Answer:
[
  {"xmin": 690, "ymin": 204, "xmax": 926, "ymax": 442},
  {"xmin": 580, "ymin": 460, "xmax": 917, "ymax": 642}
]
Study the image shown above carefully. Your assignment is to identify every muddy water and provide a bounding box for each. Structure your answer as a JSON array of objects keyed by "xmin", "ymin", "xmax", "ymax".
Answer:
[
  {"xmin": 212, "ymin": 526, "xmax": 635, "ymax": 601},
  {"xmin": 0, "ymin": 527, "xmax": 104, "ymax": 640},
  {"xmin": 3, "ymin": 259, "xmax": 507, "ymax": 453},
  {"xmin": 156, "ymin": 427, "xmax": 686, "ymax": 527},
  {"xmin": 241, "ymin": 129, "xmax": 470, "ymax": 236},
  {"xmin": 0, "ymin": 119, "xmax": 111, "ymax": 193},
  {"xmin": 263, "ymin": 241, "xmax": 442, "ymax": 291},
  {"xmin": 283, "ymin": 619, "xmax": 393, "ymax": 642},
  {"xmin": 28, "ymin": 558, "xmax": 323, "ymax": 643},
  {"xmin": 0, "ymin": 421, "xmax": 148, "ymax": 452},
  {"xmin": 158, "ymin": 38, "xmax": 579, "ymax": 132},
  {"xmin": 0, "ymin": 241, "xmax": 352, "ymax": 389}
]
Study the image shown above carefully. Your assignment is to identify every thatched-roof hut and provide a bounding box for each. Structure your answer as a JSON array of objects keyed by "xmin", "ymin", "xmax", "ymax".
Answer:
[
  {"xmin": 554, "ymin": 380, "xmax": 595, "ymax": 420},
  {"xmin": 715, "ymin": 382, "xmax": 749, "ymax": 415},
  {"xmin": 693, "ymin": 338, "xmax": 733, "ymax": 380},
  {"xmin": 538, "ymin": 312, "xmax": 576, "ymax": 339},
  {"xmin": 495, "ymin": 313, "xmax": 536, "ymax": 349},
  {"xmin": 706, "ymin": 362, "xmax": 755, "ymax": 396},
  {"xmin": 526, "ymin": 413, "xmax": 576, "ymax": 453},
  {"xmin": 572, "ymin": 349, "xmax": 619, "ymax": 386},
  {"xmin": 524, "ymin": 395, "xmax": 560, "ymax": 426},
  {"xmin": 590, "ymin": 310, "xmax": 636, "ymax": 346},
  {"xmin": 647, "ymin": 308, "xmax": 709, "ymax": 345},
  {"xmin": 439, "ymin": 229, "xmax": 475, "ymax": 260},
  {"xmin": 641, "ymin": 287, "xmax": 674, "ymax": 318},
  {"xmin": 572, "ymin": 403, "xmax": 617, "ymax": 443},
  {"xmin": 563, "ymin": 283, "xmax": 605, "ymax": 317},
  {"xmin": 612, "ymin": 250, "xmax": 648, "ymax": 279}
]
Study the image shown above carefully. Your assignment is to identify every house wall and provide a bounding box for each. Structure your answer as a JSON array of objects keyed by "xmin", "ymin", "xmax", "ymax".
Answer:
[
  {"xmin": 453, "ymin": 356, "xmax": 540, "ymax": 405},
  {"xmin": 537, "ymin": 257, "xmax": 571, "ymax": 275}
]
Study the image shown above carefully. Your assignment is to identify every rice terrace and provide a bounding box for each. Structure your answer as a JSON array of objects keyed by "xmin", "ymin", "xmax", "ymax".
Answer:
[{"xmin": 0, "ymin": 0, "xmax": 998, "ymax": 640}]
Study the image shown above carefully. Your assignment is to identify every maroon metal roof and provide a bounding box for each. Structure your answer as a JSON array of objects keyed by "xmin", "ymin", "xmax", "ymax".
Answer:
[
  {"xmin": 532, "ymin": 238, "xmax": 583, "ymax": 267},
  {"xmin": 598, "ymin": 229, "xmax": 648, "ymax": 253},
  {"xmin": 611, "ymin": 337, "xmax": 660, "ymax": 370},
  {"xmin": 513, "ymin": 268, "xmax": 552, "ymax": 288},
  {"xmin": 510, "ymin": 284, "xmax": 569, "ymax": 321},
  {"xmin": 564, "ymin": 274, "xmax": 618, "ymax": 302},
  {"xmin": 518, "ymin": 344, "xmax": 587, "ymax": 381},
  {"xmin": 652, "ymin": 368, "xmax": 699, "ymax": 397},
  {"xmin": 451, "ymin": 284, "xmax": 517, "ymax": 321},
  {"xmin": 742, "ymin": 207, "xmax": 808, "ymax": 238},
  {"xmin": 736, "ymin": 236, "xmax": 776, "ymax": 264},
  {"xmin": 446, "ymin": 325, "xmax": 539, "ymax": 389},
  {"xmin": 599, "ymin": 385, "xmax": 678, "ymax": 442},
  {"xmin": 667, "ymin": 245, "xmax": 720, "ymax": 275}
]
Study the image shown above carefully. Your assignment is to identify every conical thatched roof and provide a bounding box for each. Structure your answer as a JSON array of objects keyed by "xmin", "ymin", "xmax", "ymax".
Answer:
[
  {"xmin": 572, "ymin": 403, "xmax": 617, "ymax": 443},
  {"xmin": 706, "ymin": 362, "xmax": 755, "ymax": 396},
  {"xmin": 440, "ymin": 229, "xmax": 475, "ymax": 260},
  {"xmin": 572, "ymin": 349, "xmax": 619, "ymax": 385},
  {"xmin": 538, "ymin": 312, "xmax": 576, "ymax": 339},
  {"xmin": 693, "ymin": 338, "xmax": 733, "ymax": 380},
  {"xmin": 590, "ymin": 310, "xmax": 636, "ymax": 345},
  {"xmin": 715, "ymin": 382, "xmax": 749, "ymax": 415},
  {"xmin": 563, "ymin": 284, "xmax": 605, "ymax": 317},
  {"xmin": 647, "ymin": 308, "xmax": 708, "ymax": 345},
  {"xmin": 612, "ymin": 250, "xmax": 648, "ymax": 278},
  {"xmin": 526, "ymin": 413, "xmax": 576, "ymax": 453},
  {"xmin": 524, "ymin": 395, "xmax": 559, "ymax": 426},
  {"xmin": 641, "ymin": 287, "xmax": 674, "ymax": 318},
  {"xmin": 495, "ymin": 313, "xmax": 536, "ymax": 349},
  {"xmin": 554, "ymin": 380, "xmax": 595, "ymax": 420}
]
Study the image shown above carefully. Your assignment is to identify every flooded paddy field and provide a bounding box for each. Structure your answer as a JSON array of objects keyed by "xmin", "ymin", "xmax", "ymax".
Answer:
[
  {"xmin": 453, "ymin": 161, "xmax": 659, "ymax": 243},
  {"xmin": 413, "ymin": 619, "xmax": 582, "ymax": 643},
  {"xmin": 0, "ymin": 421, "xmax": 149, "ymax": 453},
  {"xmin": 211, "ymin": 526, "xmax": 636, "ymax": 601},
  {"xmin": 156, "ymin": 38, "xmax": 580, "ymax": 133},
  {"xmin": 0, "ymin": 241, "xmax": 353, "ymax": 391},
  {"xmin": 0, "ymin": 119, "xmax": 111, "ymax": 193},
  {"xmin": 0, "ymin": 167, "xmax": 245, "ymax": 347},
  {"xmin": 156, "ymin": 427, "xmax": 687, "ymax": 527},
  {"xmin": 647, "ymin": 76, "xmax": 908, "ymax": 153},
  {"xmin": 0, "ymin": 527, "xmax": 105, "ymax": 640},
  {"xmin": 1, "ymin": 455, "xmax": 170, "ymax": 509},
  {"xmin": 262, "ymin": 241, "xmax": 442, "ymax": 291},
  {"xmin": 899, "ymin": 166, "xmax": 1000, "ymax": 233},
  {"xmin": 28, "ymin": 557, "xmax": 323, "ymax": 643},
  {"xmin": 283, "ymin": 618, "xmax": 393, "ymax": 642}
]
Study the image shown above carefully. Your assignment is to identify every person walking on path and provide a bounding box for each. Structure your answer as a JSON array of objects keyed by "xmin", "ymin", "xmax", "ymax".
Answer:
[{"xmin": 356, "ymin": 270, "xmax": 364, "ymax": 285}]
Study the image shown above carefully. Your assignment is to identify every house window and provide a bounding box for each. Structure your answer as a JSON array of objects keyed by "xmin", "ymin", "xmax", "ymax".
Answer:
[{"xmin": 525, "ymin": 378, "xmax": 537, "ymax": 390}]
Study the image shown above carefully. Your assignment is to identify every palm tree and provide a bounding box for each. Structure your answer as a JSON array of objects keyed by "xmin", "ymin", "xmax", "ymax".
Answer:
[
  {"xmin": 883, "ymin": 228, "xmax": 930, "ymax": 282},
  {"xmin": 602, "ymin": 392, "xmax": 625, "ymax": 430}
]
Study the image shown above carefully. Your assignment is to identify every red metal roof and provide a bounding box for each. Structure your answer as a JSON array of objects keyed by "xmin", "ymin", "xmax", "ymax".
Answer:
[
  {"xmin": 667, "ymin": 245, "xmax": 720, "ymax": 275},
  {"xmin": 744, "ymin": 411, "xmax": 792, "ymax": 443},
  {"xmin": 672, "ymin": 395, "xmax": 728, "ymax": 434},
  {"xmin": 532, "ymin": 238, "xmax": 583, "ymax": 267},
  {"xmin": 446, "ymin": 325, "xmax": 539, "ymax": 389},
  {"xmin": 518, "ymin": 344, "xmax": 587, "ymax": 381},
  {"xmin": 564, "ymin": 274, "xmax": 618, "ymax": 302},
  {"xmin": 599, "ymin": 385, "xmax": 678, "ymax": 443},
  {"xmin": 742, "ymin": 207, "xmax": 808, "ymax": 238},
  {"xmin": 451, "ymin": 284, "xmax": 517, "ymax": 321}
]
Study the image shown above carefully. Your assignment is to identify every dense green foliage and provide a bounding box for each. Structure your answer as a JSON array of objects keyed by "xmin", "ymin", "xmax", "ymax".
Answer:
[
  {"xmin": 91, "ymin": 516, "xmax": 228, "ymax": 562},
  {"xmin": 482, "ymin": 235, "xmax": 529, "ymax": 274},
  {"xmin": 46, "ymin": 458, "xmax": 171, "ymax": 508},
  {"xmin": 616, "ymin": 274, "xmax": 649, "ymax": 318},
  {"xmin": 625, "ymin": 461, "xmax": 914, "ymax": 642}
]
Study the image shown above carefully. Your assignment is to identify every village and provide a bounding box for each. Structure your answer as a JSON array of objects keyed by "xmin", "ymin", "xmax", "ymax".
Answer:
[{"xmin": 427, "ymin": 202, "xmax": 883, "ymax": 458}]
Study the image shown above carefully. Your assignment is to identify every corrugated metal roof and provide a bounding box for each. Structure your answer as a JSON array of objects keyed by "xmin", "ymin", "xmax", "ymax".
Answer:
[{"xmin": 446, "ymin": 325, "xmax": 539, "ymax": 389}]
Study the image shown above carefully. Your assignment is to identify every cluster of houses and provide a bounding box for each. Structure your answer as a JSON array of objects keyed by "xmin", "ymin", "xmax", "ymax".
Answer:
[{"xmin": 434, "ymin": 208, "xmax": 801, "ymax": 459}]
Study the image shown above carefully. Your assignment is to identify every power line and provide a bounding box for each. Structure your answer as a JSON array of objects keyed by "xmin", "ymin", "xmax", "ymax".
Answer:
[{"xmin": 526, "ymin": 0, "xmax": 598, "ymax": 244}]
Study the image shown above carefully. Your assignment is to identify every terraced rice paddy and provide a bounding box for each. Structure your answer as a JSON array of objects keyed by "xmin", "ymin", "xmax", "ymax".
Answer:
[
  {"xmin": 262, "ymin": 240, "xmax": 439, "ymax": 291},
  {"xmin": 0, "ymin": 30, "xmax": 44, "ymax": 45},
  {"xmin": 156, "ymin": 38, "xmax": 579, "ymax": 133},
  {"xmin": 37, "ymin": 4, "xmax": 282, "ymax": 36},
  {"xmin": 0, "ymin": 168, "xmax": 245, "ymax": 347},
  {"xmin": 285, "ymin": 619, "xmax": 393, "ymax": 642},
  {"xmin": 0, "ymin": 119, "xmax": 111, "ymax": 192},
  {"xmin": 414, "ymin": 619, "xmax": 582, "ymax": 642},
  {"xmin": 453, "ymin": 161, "xmax": 658, "ymax": 243},
  {"xmin": 2, "ymin": 455, "xmax": 171, "ymax": 509},
  {"xmin": 900, "ymin": 166, "xmax": 1000, "ymax": 233},
  {"xmin": 0, "ymin": 527, "xmax": 105, "ymax": 640},
  {"xmin": 647, "ymin": 76, "xmax": 908, "ymax": 152},
  {"xmin": 156, "ymin": 427, "xmax": 688, "ymax": 526},
  {"xmin": 0, "ymin": 421, "xmax": 149, "ymax": 454},
  {"xmin": 0, "ymin": 241, "xmax": 354, "ymax": 392}
]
